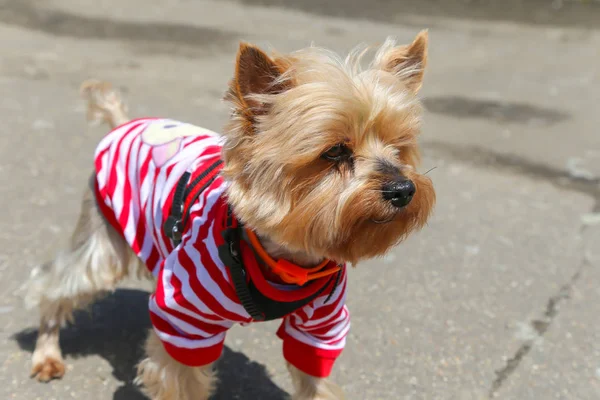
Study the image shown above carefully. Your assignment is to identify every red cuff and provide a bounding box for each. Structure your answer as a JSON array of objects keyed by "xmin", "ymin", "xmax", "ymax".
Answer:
[
  {"xmin": 277, "ymin": 326, "xmax": 343, "ymax": 378},
  {"xmin": 161, "ymin": 339, "xmax": 224, "ymax": 367}
]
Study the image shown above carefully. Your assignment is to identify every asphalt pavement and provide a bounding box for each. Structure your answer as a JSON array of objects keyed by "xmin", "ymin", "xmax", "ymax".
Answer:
[{"xmin": 0, "ymin": 1, "xmax": 599, "ymax": 399}]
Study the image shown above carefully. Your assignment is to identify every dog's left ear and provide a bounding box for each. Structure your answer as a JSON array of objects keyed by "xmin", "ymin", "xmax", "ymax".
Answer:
[
  {"xmin": 231, "ymin": 43, "xmax": 289, "ymax": 116},
  {"xmin": 376, "ymin": 30, "xmax": 428, "ymax": 93}
]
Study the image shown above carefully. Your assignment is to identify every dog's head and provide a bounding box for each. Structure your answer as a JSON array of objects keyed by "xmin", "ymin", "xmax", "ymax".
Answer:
[{"xmin": 222, "ymin": 32, "xmax": 436, "ymax": 264}]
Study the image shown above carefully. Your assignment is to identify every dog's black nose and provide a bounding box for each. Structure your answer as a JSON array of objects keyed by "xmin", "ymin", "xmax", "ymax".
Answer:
[{"xmin": 382, "ymin": 179, "xmax": 416, "ymax": 208}]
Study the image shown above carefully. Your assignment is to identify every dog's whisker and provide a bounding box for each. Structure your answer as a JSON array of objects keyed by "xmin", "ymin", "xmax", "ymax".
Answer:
[{"xmin": 423, "ymin": 166, "xmax": 437, "ymax": 175}]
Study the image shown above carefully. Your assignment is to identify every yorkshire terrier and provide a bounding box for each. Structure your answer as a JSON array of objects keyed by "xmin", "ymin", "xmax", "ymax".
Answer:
[{"xmin": 24, "ymin": 31, "xmax": 435, "ymax": 400}]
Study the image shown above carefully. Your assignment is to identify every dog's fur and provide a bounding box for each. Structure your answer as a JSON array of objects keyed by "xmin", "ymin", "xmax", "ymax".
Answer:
[{"xmin": 25, "ymin": 32, "xmax": 435, "ymax": 400}]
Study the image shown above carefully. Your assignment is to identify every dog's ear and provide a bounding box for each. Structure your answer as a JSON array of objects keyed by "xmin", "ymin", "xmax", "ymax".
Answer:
[
  {"xmin": 231, "ymin": 43, "xmax": 289, "ymax": 115},
  {"xmin": 376, "ymin": 30, "xmax": 428, "ymax": 93}
]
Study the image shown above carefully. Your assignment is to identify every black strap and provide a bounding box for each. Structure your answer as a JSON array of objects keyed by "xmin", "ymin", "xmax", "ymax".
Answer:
[
  {"xmin": 218, "ymin": 226, "xmax": 266, "ymax": 321},
  {"xmin": 164, "ymin": 160, "xmax": 223, "ymax": 247},
  {"xmin": 217, "ymin": 215, "xmax": 343, "ymax": 321},
  {"xmin": 180, "ymin": 159, "xmax": 223, "ymax": 232},
  {"xmin": 246, "ymin": 270, "xmax": 339, "ymax": 321},
  {"xmin": 163, "ymin": 172, "xmax": 190, "ymax": 245},
  {"xmin": 324, "ymin": 267, "xmax": 342, "ymax": 304}
]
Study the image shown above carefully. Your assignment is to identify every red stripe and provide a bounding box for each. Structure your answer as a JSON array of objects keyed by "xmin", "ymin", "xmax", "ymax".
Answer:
[
  {"xmin": 138, "ymin": 146, "xmax": 152, "ymax": 188},
  {"xmin": 134, "ymin": 149, "xmax": 155, "ymax": 265},
  {"xmin": 160, "ymin": 335, "xmax": 224, "ymax": 367},
  {"xmin": 156, "ymin": 163, "xmax": 178, "ymax": 254},
  {"xmin": 129, "ymin": 142, "xmax": 151, "ymax": 254},
  {"xmin": 167, "ymin": 269, "xmax": 227, "ymax": 323},
  {"xmin": 150, "ymin": 302, "xmax": 225, "ymax": 338},
  {"xmin": 277, "ymin": 328, "xmax": 342, "ymax": 378},
  {"xmin": 94, "ymin": 146, "xmax": 110, "ymax": 176},
  {"xmin": 146, "ymin": 248, "xmax": 160, "ymax": 274},
  {"xmin": 182, "ymin": 161, "xmax": 223, "ymax": 230},
  {"xmin": 185, "ymin": 183, "xmax": 244, "ymax": 307},
  {"xmin": 117, "ymin": 139, "xmax": 135, "ymax": 232},
  {"xmin": 149, "ymin": 308, "xmax": 205, "ymax": 340},
  {"xmin": 105, "ymin": 122, "xmax": 145, "ymax": 219},
  {"xmin": 301, "ymin": 321, "xmax": 349, "ymax": 341},
  {"xmin": 147, "ymin": 166, "xmax": 164, "ymax": 257},
  {"xmin": 299, "ymin": 311, "xmax": 346, "ymax": 335},
  {"xmin": 93, "ymin": 179, "xmax": 122, "ymax": 236},
  {"xmin": 294, "ymin": 307, "xmax": 309, "ymax": 322},
  {"xmin": 176, "ymin": 242, "xmax": 246, "ymax": 322}
]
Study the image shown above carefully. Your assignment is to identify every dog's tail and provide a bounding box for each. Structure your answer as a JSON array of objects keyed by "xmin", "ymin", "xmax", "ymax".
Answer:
[{"xmin": 80, "ymin": 79, "xmax": 129, "ymax": 129}]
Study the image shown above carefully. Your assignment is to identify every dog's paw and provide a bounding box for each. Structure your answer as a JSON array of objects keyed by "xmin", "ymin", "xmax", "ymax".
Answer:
[{"xmin": 30, "ymin": 356, "xmax": 66, "ymax": 382}]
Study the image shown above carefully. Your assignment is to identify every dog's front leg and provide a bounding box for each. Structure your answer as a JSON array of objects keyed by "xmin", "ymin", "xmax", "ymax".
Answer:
[
  {"xmin": 287, "ymin": 362, "xmax": 345, "ymax": 400},
  {"xmin": 136, "ymin": 330, "xmax": 216, "ymax": 400}
]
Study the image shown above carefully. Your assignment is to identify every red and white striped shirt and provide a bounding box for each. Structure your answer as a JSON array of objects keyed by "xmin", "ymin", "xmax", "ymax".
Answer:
[{"xmin": 94, "ymin": 118, "xmax": 349, "ymax": 377}]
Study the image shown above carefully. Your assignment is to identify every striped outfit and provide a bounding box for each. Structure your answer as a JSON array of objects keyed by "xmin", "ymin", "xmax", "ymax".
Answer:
[{"xmin": 93, "ymin": 118, "xmax": 350, "ymax": 377}]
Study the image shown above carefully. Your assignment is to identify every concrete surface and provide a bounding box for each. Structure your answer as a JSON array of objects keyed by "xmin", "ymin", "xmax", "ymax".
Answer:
[{"xmin": 0, "ymin": 0, "xmax": 599, "ymax": 399}]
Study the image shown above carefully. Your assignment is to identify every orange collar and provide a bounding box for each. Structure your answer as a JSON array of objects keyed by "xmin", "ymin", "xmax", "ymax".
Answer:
[{"xmin": 245, "ymin": 229, "xmax": 341, "ymax": 286}]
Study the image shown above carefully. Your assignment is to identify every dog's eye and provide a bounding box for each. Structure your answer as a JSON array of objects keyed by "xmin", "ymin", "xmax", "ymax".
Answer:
[{"xmin": 322, "ymin": 144, "xmax": 350, "ymax": 161}]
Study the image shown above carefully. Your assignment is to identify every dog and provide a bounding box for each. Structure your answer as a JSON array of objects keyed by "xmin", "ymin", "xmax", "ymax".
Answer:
[{"xmin": 24, "ymin": 31, "xmax": 435, "ymax": 400}]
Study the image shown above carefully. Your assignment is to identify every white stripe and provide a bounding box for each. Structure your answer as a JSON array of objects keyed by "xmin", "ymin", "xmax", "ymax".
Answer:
[
  {"xmin": 139, "ymin": 162, "xmax": 157, "ymax": 262},
  {"xmin": 181, "ymin": 184, "xmax": 248, "ymax": 319},
  {"xmin": 94, "ymin": 120, "xmax": 133, "ymax": 160},
  {"xmin": 302, "ymin": 307, "xmax": 347, "ymax": 331},
  {"xmin": 164, "ymin": 259, "xmax": 235, "ymax": 326},
  {"xmin": 283, "ymin": 319, "xmax": 346, "ymax": 351},
  {"xmin": 302, "ymin": 296, "xmax": 346, "ymax": 328},
  {"xmin": 325, "ymin": 315, "xmax": 351, "ymax": 342},
  {"xmin": 301, "ymin": 274, "xmax": 347, "ymax": 328},
  {"xmin": 96, "ymin": 150, "xmax": 110, "ymax": 187},
  {"xmin": 138, "ymin": 144, "xmax": 153, "ymax": 206},
  {"xmin": 203, "ymin": 211, "xmax": 232, "ymax": 285},
  {"xmin": 149, "ymin": 297, "xmax": 232, "ymax": 335},
  {"xmin": 110, "ymin": 124, "xmax": 142, "ymax": 222},
  {"xmin": 155, "ymin": 131, "xmax": 219, "ymax": 181},
  {"xmin": 152, "ymin": 166, "xmax": 169, "ymax": 257},
  {"xmin": 171, "ymin": 137, "xmax": 218, "ymax": 165},
  {"xmin": 312, "ymin": 310, "xmax": 350, "ymax": 341},
  {"xmin": 123, "ymin": 136, "xmax": 143, "ymax": 244},
  {"xmin": 153, "ymin": 324, "xmax": 226, "ymax": 349},
  {"xmin": 322, "ymin": 319, "xmax": 351, "ymax": 345},
  {"xmin": 313, "ymin": 271, "xmax": 347, "ymax": 308},
  {"xmin": 184, "ymin": 243, "xmax": 248, "ymax": 318}
]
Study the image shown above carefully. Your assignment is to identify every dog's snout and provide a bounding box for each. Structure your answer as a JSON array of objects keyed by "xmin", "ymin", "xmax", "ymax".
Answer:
[{"xmin": 382, "ymin": 179, "xmax": 415, "ymax": 208}]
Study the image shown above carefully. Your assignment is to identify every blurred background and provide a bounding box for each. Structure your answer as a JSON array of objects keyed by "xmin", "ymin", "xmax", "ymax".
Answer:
[{"xmin": 1, "ymin": 0, "xmax": 599, "ymax": 399}]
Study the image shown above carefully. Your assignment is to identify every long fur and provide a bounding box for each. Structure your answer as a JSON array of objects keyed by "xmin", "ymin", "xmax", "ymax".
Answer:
[
  {"xmin": 136, "ymin": 330, "xmax": 217, "ymax": 400},
  {"xmin": 25, "ymin": 175, "xmax": 144, "ymax": 381},
  {"xmin": 223, "ymin": 31, "xmax": 435, "ymax": 263},
  {"xmin": 24, "ymin": 32, "xmax": 435, "ymax": 399}
]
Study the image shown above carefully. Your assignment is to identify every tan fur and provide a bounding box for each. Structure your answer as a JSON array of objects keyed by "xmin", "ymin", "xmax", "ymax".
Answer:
[
  {"xmin": 26, "ymin": 180, "xmax": 145, "ymax": 381},
  {"xmin": 80, "ymin": 79, "xmax": 129, "ymax": 128},
  {"xmin": 25, "ymin": 32, "xmax": 435, "ymax": 400},
  {"xmin": 136, "ymin": 330, "xmax": 216, "ymax": 400},
  {"xmin": 30, "ymin": 322, "xmax": 64, "ymax": 382},
  {"xmin": 287, "ymin": 363, "xmax": 345, "ymax": 400},
  {"xmin": 223, "ymin": 31, "xmax": 435, "ymax": 264}
]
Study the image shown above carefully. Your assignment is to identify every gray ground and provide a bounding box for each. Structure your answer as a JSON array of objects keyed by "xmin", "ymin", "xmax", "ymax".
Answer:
[{"xmin": 0, "ymin": 0, "xmax": 599, "ymax": 399}]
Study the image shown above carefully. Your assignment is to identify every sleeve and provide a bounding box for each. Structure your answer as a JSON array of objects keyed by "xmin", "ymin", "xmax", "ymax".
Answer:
[
  {"xmin": 148, "ymin": 209, "xmax": 237, "ymax": 367},
  {"xmin": 276, "ymin": 269, "xmax": 350, "ymax": 378}
]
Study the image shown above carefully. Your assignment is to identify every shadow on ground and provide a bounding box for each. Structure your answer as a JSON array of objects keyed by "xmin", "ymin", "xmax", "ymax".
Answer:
[
  {"xmin": 422, "ymin": 95, "xmax": 570, "ymax": 126},
  {"xmin": 232, "ymin": 0, "xmax": 600, "ymax": 29},
  {"xmin": 14, "ymin": 289, "xmax": 288, "ymax": 400}
]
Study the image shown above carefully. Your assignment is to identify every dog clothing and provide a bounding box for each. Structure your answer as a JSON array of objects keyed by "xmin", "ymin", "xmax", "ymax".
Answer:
[{"xmin": 94, "ymin": 118, "xmax": 350, "ymax": 377}]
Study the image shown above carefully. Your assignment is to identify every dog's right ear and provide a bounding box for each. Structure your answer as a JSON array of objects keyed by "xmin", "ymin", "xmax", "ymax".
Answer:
[
  {"xmin": 229, "ymin": 43, "xmax": 289, "ymax": 117},
  {"xmin": 375, "ymin": 31, "xmax": 428, "ymax": 94}
]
